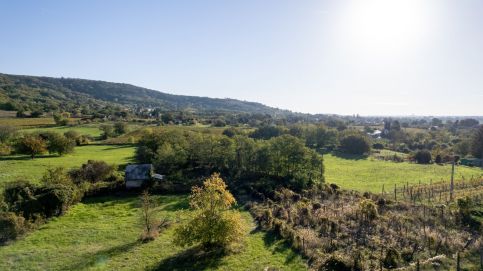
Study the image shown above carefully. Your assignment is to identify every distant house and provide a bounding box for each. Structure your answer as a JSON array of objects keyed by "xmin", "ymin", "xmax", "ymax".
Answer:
[
  {"xmin": 369, "ymin": 130, "xmax": 382, "ymax": 139},
  {"xmin": 460, "ymin": 158, "xmax": 483, "ymax": 167},
  {"xmin": 125, "ymin": 164, "xmax": 153, "ymax": 188}
]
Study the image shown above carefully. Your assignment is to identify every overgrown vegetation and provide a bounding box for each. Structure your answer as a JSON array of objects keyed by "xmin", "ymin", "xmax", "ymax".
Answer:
[{"xmin": 250, "ymin": 185, "xmax": 483, "ymax": 270}]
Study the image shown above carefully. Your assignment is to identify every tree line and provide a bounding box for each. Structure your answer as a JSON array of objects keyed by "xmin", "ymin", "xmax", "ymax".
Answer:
[{"xmin": 136, "ymin": 130, "xmax": 325, "ymax": 193}]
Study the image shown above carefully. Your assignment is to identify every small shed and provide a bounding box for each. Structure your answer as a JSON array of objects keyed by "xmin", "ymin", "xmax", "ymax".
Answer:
[{"xmin": 125, "ymin": 164, "xmax": 153, "ymax": 188}]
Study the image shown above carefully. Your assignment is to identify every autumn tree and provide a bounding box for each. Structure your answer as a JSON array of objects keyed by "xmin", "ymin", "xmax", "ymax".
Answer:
[
  {"xmin": 173, "ymin": 173, "xmax": 245, "ymax": 250},
  {"xmin": 16, "ymin": 134, "xmax": 47, "ymax": 159}
]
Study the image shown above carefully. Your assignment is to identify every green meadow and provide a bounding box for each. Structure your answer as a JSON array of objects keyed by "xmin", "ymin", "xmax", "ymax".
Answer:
[
  {"xmin": 324, "ymin": 153, "xmax": 483, "ymax": 192},
  {"xmin": 0, "ymin": 144, "xmax": 136, "ymax": 187},
  {"xmin": 21, "ymin": 124, "xmax": 104, "ymax": 138},
  {"xmin": 0, "ymin": 195, "xmax": 306, "ymax": 271}
]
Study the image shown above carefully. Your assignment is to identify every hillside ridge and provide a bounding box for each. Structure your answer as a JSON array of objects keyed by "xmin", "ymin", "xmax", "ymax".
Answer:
[{"xmin": 0, "ymin": 73, "xmax": 289, "ymax": 115}]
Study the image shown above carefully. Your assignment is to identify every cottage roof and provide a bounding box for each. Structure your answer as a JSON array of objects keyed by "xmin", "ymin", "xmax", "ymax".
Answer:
[{"xmin": 125, "ymin": 164, "xmax": 152, "ymax": 180}]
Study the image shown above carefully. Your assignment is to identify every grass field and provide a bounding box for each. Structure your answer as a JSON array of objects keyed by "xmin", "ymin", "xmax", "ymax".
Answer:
[
  {"xmin": 22, "ymin": 124, "xmax": 104, "ymax": 137},
  {"xmin": 0, "ymin": 195, "xmax": 306, "ymax": 271},
  {"xmin": 0, "ymin": 117, "xmax": 55, "ymax": 127},
  {"xmin": 0, "ymin": 144, "xmax": 136, "ymax": 187},
  {"xmin": 324, "ymin": 153, "xmax": 483, "ymax": 193}
]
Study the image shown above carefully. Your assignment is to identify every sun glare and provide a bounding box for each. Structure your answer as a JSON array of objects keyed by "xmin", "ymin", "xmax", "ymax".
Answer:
[{"xmin": 336, "ymin": 0, "xmax": 435, "ymax": 56}]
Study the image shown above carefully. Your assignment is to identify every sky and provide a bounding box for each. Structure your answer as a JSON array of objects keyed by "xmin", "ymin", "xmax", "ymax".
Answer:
[{"xmin": 0, "ymin": 0, "xmax": 482, "ymax": 116}]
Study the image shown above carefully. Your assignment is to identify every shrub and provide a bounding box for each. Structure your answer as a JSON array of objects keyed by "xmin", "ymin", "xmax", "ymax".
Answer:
[
  {"xmin": 222, "ymin": 127, "xmax": 237, "ymax": 138},
  {"xmin": 413, "ymin": 150, "xmax": 432, "ymax": 164},
  {"xmin": 372, "ymin": 143, "xmax": 384, "ymax": 150},
  {"xmin": 45, "ymin": 133, "xmax": 75, "ymax": 156},
  {"xmin": 0, "ymin": 125, "xmax": 17, "ymax": 143},
  {"xmin": 0, "ymin": 212, "xmax": 27, "ymax": 243},
  {"xmin": 383, "ymin": 248, "xmax": 400, "ymax": 269},
  {"xmin": 16, "ymin": 134, "xmax": 47, "ymax": 159},
  {"xmin": 435, "ymin": 154, "xmax": 442, "ymax": 164},
  {"xmin": 64, "ymin": 130, "xmax": 81, "ymax": 144},
  {"xmin": 100, "ymin": 124, "xmax": 115, "ymax": 139},
  {"xmin": 114, "ymin": 122, "xmax": 128, "ymax": 135},
  {"xmin": 53, "ymin": 112, "xmax": 69, "ymax": 126},
  {"xmin": 339, "ymin": 133, "xmax": 371, "ymax": 155},
  {"xmin": 4, "ymin": 169, "xmax": 81, "ymax": 220},
  {"xmin": 69, "ymin": 160, "xmax": 116, "ymax": 184},
  {"xmin": 319, "ymin": 255, "xmax": 352, "ymax": 271},
  {"xmin": 0, "ymin": 143, "xmax": 13, "ymax": 155},
  {"xmin": 3, "ymin": 181, "xmax": 41, "ymax": 219},
  {"xmin": 359, "ymin": 199, "xmax": 378, "ymax": 221},
  {"xmin": 35, "ymin": 185, "xmax": 79, "ymax": 217}
]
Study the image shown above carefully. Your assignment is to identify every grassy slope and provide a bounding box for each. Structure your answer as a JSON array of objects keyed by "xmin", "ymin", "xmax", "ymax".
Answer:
[
  {"xmin": 0, "ymin": 195, "xmax": 306, "ymax": 271},
  {"xmin": 0, "ymin": 145, "xmax": 136, "ymax": 187},
  {"xmin": 324, "ymin": 153, "xmax": 483, "ymax": 192}
]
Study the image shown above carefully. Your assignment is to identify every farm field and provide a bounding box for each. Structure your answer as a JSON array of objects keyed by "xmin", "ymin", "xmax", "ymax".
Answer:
[
  {"xmin": 324, "ymin": 153, "xmax": 483, "ymax": 193},
  {"xmin": 0, "ymin": 195, "xmax": 306, "ymax": 271},
  {"xmin": 21, "ymin": 124, "xmax": 104, "ymax": 138},
  {"xmin": 0, "ymin": 144, "xmax": 136, "ymax": 187},
  {"xmin": 0, "ymin": 117, "xmax": 56, "ymax": 127}
]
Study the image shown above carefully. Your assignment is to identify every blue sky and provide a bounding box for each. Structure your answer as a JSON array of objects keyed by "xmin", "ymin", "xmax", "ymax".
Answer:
[{"xmin": 1, "ymin": 0, "xmax": 482, "ymax": 116}]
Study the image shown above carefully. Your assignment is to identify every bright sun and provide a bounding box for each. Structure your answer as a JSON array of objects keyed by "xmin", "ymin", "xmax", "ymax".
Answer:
[{"xmin": 336, "ymin": 0, "xmax": 434, "ymax": 55}]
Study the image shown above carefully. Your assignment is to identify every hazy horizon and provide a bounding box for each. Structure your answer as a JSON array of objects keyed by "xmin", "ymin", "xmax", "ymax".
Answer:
[{"xmin": 1, "ymin": 0, "xmax": 482, "ymax": 116}]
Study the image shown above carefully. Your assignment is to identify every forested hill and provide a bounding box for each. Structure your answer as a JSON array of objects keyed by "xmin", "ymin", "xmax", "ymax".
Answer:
[{"xmin": 0, "ymin": 73, "xmax": 287, "ymax": 115}]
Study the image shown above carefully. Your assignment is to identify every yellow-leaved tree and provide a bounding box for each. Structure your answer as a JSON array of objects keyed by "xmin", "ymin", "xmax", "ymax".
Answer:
[{"xmin": 173, "ymin": 173, "xmax": 245, "ymax": 250}]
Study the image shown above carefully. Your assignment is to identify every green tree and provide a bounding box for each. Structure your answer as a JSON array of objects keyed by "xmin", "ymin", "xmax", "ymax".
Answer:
[
  {"xmin": 0, "ymin": 125, "xmax": 17, "ymax": 143},
  {"xmin": 114, "ymin": 122, "xmax": 128, "ymax": 135},
  {"xmin": 470, "ymin": 125, "xmax": 483, "ymax": 158},
  {"xmin": 413, "ymin": 150, "xmax": 432, "ymax": 164},
  {"xmin": 16, "ymin": 135, "xmax": 47, "ymax": 159},
  {"xmin": 46, "ymin": 133, "xmax": 75, "ymax": 156},
  {"xmin": 53, "ymin": 112, "xmax": 70, "ymax": 126},
  {"xmin": 339, "ymin": 132, "xmax": 371, "ymax": 155},
  {"xmin": 173, "ymin": 173, "xmax": 245, "ymax": 250},
  {"xmin": 100, "ymin": 124, "xmax": 115, "ymax": 139}
]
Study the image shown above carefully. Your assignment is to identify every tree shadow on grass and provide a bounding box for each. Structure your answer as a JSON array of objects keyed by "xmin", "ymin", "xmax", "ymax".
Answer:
[
  {"xmin": 0, "ymin": 154, "xmax": 58, "ymax": 161},
  {"xmin": 63, "ymin": 240, "xmax": 141, "ymax": 271},
  {"xmin": 259, "ymin": 228, "xmax": 302, "ymax": 265},
  {"xmin": 158, "ymin": 197, "xmax": 189, "ymax": 211},
  {"xmin": 150, "ymin": 246, "xmax": 225, "ymax": 271},
  {"xmin": 332, "ymin": 151, "xmax": 368, "ymax": 160}
]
